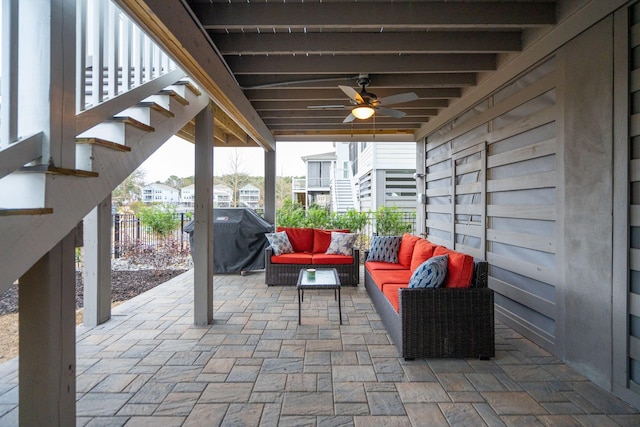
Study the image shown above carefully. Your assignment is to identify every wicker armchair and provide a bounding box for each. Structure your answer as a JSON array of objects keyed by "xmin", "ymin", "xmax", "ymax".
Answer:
[
  {"xmin": 265, "ymin": 247, "xmax": 360, "ymax": 286},
  {"xmin": 364, "ymin": 257, "xmax": 494, "ymax": 360}
]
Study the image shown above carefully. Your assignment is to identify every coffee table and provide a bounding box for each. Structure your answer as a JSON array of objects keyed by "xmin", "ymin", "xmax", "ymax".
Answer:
[{"xmin": 297, "ymin": 268, "xmax": 342, "ymax": 325}]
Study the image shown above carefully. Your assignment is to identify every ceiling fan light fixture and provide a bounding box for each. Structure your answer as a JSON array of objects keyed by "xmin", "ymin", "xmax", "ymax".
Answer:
[{"xmin": 352, "ymin": 105, "xmax": 375, "ymax": 120}]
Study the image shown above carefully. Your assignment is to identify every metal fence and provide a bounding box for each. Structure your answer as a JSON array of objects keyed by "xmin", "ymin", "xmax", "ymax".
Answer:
[
  {"xmin": 360, "ymin": 210, "xmax": 416, "ymax": 238},
  {"xmin": 112, "ymin": 213, "xmax": 190, "ymax": 258}
]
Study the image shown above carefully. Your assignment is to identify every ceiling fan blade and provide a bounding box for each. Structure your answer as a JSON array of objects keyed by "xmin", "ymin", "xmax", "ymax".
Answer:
[
  {"xmin": 339, "ymin": 85, "xmax": 364, "ymax": 104},
  {"xmin": 307, "ymin": 105, "xmax": 349, "ymax": 109},
  {"xmin": 376, "ymin": 107, "xmax": 407, "ymax": 118},
  {"xmin": 343, "ymin": 113, "xmax": 356, "ymax": 123},
  {"xmin": 377, "ymin": 92, "xmax": 418, "ymax": 106}
]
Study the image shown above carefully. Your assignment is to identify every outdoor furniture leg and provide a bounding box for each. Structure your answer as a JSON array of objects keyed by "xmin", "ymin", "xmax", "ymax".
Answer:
[
  {"xmin": 338, "ymin": 288, "xmax": 342, "ymax": 325},
  {"xmin": 298, "ymin": 288, "xmax": 302, "ymax": 325}
]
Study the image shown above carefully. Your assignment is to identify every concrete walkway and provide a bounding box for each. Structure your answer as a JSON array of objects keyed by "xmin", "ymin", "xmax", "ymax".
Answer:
[{"xmin": 1, "ymin": 269, "xmax": 639, "ymax": 426}]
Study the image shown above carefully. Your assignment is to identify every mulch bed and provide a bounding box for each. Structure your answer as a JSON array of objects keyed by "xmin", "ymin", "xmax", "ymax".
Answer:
[{"xmin": 0, "ymin": 269, "xmax": 187, "ymax": 316}]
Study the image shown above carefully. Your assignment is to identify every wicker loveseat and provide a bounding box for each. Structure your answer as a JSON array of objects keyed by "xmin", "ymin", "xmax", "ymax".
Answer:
[
  {"xmin": 265, "ymin": 227, "xmax": 360, "ymax": 286},
  {"xmin": 364, "ymin": 234, "xmax": 494, "ymax": 360}
]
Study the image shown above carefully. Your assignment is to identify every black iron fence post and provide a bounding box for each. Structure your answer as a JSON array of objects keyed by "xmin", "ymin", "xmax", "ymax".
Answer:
[{"xmin": 114, "ymin": 213, "xmax": 121, "ymax": 258}]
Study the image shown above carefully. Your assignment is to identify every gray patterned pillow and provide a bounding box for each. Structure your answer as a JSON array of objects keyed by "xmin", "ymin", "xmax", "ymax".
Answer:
[
  {"xmin": 408, "ymin": 255, "xmax": 448, "ymax": 288},
  {"xmin": 265, "ymin": 231, "xmax": 294, "ymax": 256},
  {"xmin": 366, "ymin": 236, "xmax": 401, "ymax": 263}
]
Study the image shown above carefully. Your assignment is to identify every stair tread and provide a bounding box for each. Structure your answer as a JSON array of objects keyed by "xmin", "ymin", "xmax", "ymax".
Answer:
[
  {"xmin": 20, "ymin": 165, "xmax": 99, "ymax": 178},
  {"xmin": 137, "ymin": 102, "xmax": 175, "ymax": 118},
  {"xmin": 76, "ymin": 137, "xmax": 132, "ymax": 152},
  {"xmin": 158, "ymin": 89, "xmax": 189, "ymax": 106},
  {"xmin": 111, "ymin": 116, "xmax": 156, "ymax": 132},
  {"xmin": 0, "ymin": 208, "xmax": 54, "ymax": 216}
]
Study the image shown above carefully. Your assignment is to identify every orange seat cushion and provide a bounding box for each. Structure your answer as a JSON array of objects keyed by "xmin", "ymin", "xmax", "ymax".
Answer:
[
  {"xmin": 312, "ymin": 229, "xmax": 350, "ymax": 253},
  {"xmin": 382, "ymin": 284, "xmax": 408, "ymax": 313},
  {"xmin": 277, "ymin": 227, "xmax": 314, "ymax": 253},
  {"xmin": 369, "ymin": 269, "xmax": 412, "ymax": 287},
  {"xmin": 433, "ymin": 246, "xmax": 474, "ymax": 288},
  {"xmin": 410, "ymin": 239, "xmax": 438, "ymax": 272},
  {"xmin": 398, "ymin": 233, "xmax": 421, "ymax": 268},
  {"xmin": 270, "ymin": 253, "xmax": 313, "ymax": 264},
  {"xmin": 365, "ymin": 261, "xmax": 408, "ymax": 272},
  {"xmin": 312, "ymin": 254, "xmax": 354, "ymax": 265}
]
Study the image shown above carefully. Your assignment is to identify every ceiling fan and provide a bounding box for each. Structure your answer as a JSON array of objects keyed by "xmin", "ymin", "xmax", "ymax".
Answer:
[{"xmin": 307, "ymin": 74, "xmax": 418, "ymax": 123}]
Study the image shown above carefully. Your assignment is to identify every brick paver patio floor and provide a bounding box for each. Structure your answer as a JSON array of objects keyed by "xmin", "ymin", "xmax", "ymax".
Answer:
[{"xmin": 1, "ymin": 269, "xmax": 639, "ymax": 426}]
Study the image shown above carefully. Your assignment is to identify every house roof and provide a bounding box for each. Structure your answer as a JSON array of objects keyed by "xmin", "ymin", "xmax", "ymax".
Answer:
[
  {"xmin": 240, "ymin": 183, "xmax": 260, "ymax": 191},
  {"xmin": 301, "ymin": 151, "xmax": 337, "ymax": 162},
  {"xmin": 144, "ymin": 183, "xmax": 179, "ymax": 192}
]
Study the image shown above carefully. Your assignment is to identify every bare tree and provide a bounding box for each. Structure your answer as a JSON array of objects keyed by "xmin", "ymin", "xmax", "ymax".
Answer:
[{"xmin": 215, "ymin": 148, "xmax": 251, "ymax": 207}]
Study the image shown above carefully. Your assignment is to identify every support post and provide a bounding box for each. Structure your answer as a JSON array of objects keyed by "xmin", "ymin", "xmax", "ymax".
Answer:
[
  {"xmin": 19, "ymin": 230, "xmax": 76, "ymax": 426},
  {"xmin": 193, "ymin": 103, "xmax": 214, "ymax": 325},
  {"xmin": 19, "ymin": 0, "xmax": 76, "ymax": 169},
  {"xmin": 83, "ymin": 195, "xmax": 112, "ymax": 327},
  {"xmin": 415, "ymin": 138, "xmax": 427, "ymax": 237},
  {"xmin": 264, "ymin": 147, "xmax": 277, "ymax": 225}
]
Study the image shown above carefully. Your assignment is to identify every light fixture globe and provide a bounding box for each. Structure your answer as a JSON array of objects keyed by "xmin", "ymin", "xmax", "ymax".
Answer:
[{"xmin": 352, "ymin": 105, "xmax": 375, "ymax": 120}]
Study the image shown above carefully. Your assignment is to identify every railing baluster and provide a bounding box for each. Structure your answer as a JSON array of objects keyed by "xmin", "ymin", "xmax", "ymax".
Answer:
[
  {"xmin": 121, "ymin": 18, "xmax": 132, "ymax": 92},
  {"xmin": 76, "ymin": 0, "xmax": 87, "ymax": 112},
  {"xmin": 107, "ymin": 1, "xmax": 119, "ymax": 99},
  {"xmin": 1, "ymin": 0, "xmax": 18, "ymax": 148}
]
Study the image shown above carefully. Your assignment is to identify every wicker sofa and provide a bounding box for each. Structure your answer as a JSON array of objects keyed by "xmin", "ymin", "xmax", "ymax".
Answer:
[
  {"xmin": 364, "ymin": 234, "xmax": 494, "ymax": 360},
  {"xmin": 264, "ymin": 227, "xmax": 360, "ymax": 286}
]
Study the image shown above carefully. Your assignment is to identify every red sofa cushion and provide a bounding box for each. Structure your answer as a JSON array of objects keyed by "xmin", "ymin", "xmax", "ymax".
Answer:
[
  {"xmin": 433, "ymin": 246, "xmax": 474, "ymax": 288},
  {"xmin": 312, "ymin": 229, "xmax": 350, "ymax": 253},
  {"xmin": 365, "ymin": 261, "xmax": 407, "ymax": 272},
  {"xmin": 369, "ymin": 269, "xmax": 412, "ymax": 287},
  {"xmin": 398, "ymin": 233, "xmax": 421, "ymax": 268},
  {"xmin": 312, "ymin": 254, "xmax": 354, "ymax": 265},
  {"xmin": 270, "ymin": 253, "xmax": 313, "ymax": 264},
  {"xmin": 410, "ymin": 239, "xmax": 438, "ymax": 272},
  {"xmin": 382, "ymin": 284, "xmax": 408, "ymax": 313},
  {"xmin": 277, "ymin": 227, "xmax": 314, "ymax": 253}
]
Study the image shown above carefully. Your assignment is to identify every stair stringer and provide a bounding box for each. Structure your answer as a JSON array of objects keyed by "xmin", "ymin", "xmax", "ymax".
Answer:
[{"xmin": 0, "ymin": 90, "xmax": 209, "ymax": 294}]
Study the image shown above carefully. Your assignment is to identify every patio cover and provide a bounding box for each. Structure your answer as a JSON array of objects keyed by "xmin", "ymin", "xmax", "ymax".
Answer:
[{"xmin": 184, "ymin": 208, "xmax": 274, "ymax": 273}]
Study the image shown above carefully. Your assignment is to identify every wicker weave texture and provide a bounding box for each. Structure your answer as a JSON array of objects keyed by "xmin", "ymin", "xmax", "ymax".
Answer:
[
  {"xmin": 264, "ymin": 247, "xmax": 360, "ymax": 286},
  {"xmin": 400, "ymin": 287, "xmax": 494, "ymax": 359},
  {"xmin": 364, "ymin": 258, "xmax": 494, "ymax": 359}
]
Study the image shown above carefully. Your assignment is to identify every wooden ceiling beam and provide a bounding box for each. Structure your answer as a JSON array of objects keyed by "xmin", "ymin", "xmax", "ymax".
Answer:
[
  {"xmin": 243, "ymin": 88, "xmax": 461, "ymax": 101},
  {"xmin": 259, "ymin": 108, "xmax": 440, "ymax": 119},
  {"xmin": 225, "ymin": 54, "xmax": 496, "ymax": 74},
  {"xmin": 252, "ymin": 99, "xmax": 448, "ymax": 111},
  {"xmin": 211, "ymin": 31, "xmax": 522, "ymax": 55},
  {"xmin": 236, "ymin": 73, "xmax": 476, "ymax": 89},
  {"xmin": 193, "ymin": 2, "xmax": 556, "ymax": 29}
]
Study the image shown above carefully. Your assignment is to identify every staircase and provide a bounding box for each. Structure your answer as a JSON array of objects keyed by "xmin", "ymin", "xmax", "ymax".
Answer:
[
  {"xmin": 332, "ymin": 179, "xmax": 356, "ymax": 213},
  {"xmin": 0, "ymin": 0, "xmax": 211, "ymax": 294}
]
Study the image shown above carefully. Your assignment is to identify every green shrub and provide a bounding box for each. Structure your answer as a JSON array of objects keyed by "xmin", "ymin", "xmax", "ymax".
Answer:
[
  {"xmin": 276, "ymin": 199, "xmax": 306, "ymax": 227},
  {"xmin": 375, "ymin": 206, "xmax": 414, "ymax": 236},
  {"xmin": 138, "ymin": 204, "xmax": 179, "ymax": 239}
]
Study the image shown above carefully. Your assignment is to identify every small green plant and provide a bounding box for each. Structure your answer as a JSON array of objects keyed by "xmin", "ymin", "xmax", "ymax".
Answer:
[
  {"xmin": 276, "ymin": 199, "xmax": 306, "ymax": 227},
  {"xmin": 330, "ymin": 209, "xmax": 368, "ymax": 233},
  {"xmin": 138, "ymin": 204, "xmax": 179, "ymax": 239},
  {"xmin": 375, "ymin": 206, "xmax": 413, "ymax": 236}
]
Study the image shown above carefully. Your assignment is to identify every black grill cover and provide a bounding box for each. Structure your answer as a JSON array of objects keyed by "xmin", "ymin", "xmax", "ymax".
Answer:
[{"xmin": 184, "ymin": 208, "xmax": 273, "ymax": 273}]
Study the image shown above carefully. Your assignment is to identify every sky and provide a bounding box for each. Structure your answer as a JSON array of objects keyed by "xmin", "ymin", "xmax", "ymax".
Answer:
[{"xmin": 139, "ymin": 136, "xmax": 335, "ymax": 183}]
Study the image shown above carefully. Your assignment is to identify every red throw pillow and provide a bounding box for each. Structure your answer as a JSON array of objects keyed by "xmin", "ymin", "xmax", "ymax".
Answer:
[
  {"xmin": 410, "ymin": 239, "xmax": 437, "ymax": 272},
  {"xmin": 433, "ymin": 246, "xmax": 474, "ymax": 288},
  {"xmin": 277, "ymin": 227, "xmax": 314, "ymax": 253},
  {"xmin": 312, "ymin": 229, "xmax": 349, "ymax": 253},
  {"xmin": 398, "ymin": 233, "xmax": 420, "ymax": 268}
]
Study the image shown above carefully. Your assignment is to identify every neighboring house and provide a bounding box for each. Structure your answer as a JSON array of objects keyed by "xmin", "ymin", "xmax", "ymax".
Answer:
[
  {"xmin": 142, "ymin": 183, "xmax": 180, "ymax": 205},
  {"xmin": 214, "ymin": 184, "xmax": 233, "ymax": 207},
  {"xmin": 239, "ymin": 183, "xmax": 261, "ymax": 209},
  {"xmin": 341, "ymin": 141, "xmax": 416, "ymax": 212},
  {"xmin": 299, "ymin": 151, "xmax": 336, "ymax": 209},
  {"xmin": 180, "ymin": 184, "xmax": 195, "ymax": 208},
  {"xmin": 297, "ymin": 143, "xmax": 416, "ymax": 214}
]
